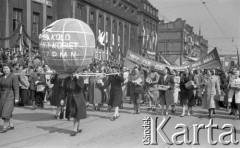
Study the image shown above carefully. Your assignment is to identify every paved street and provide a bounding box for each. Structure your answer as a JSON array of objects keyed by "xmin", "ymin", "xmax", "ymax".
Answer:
[{"xmin": 0, "ymin": 101, "xmax": 239, "ymax": 148}]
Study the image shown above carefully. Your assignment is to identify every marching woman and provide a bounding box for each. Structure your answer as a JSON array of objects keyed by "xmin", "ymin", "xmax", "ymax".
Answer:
[
  {"xmin": 129, "ymin": 67, "xmax": 144, "ymax": 114},
  {"xmin": 202, "ymin": 69, "xmax": 220, "ymax": 119},
  {"xmin": 170, "ymin": 70, "xmax": 180, "ymax": 114},
  {"xmin": 0, "ymin": 63, "xmax": 19, "ymax": 133},
  {"xmin": 146, "ymin": 66, "xmax": 160, "ymax": 112},
  {"xmin": 50, "ymin": 74, "xmax": 65, "ymax": 119},
  {"xmin": 179, "ymin": 68, "xmax": 196, "ymax": 117},
  {"xmin": 101, "ymin": 65, "xmax": 124, "ymax": 121},
  {"xmin": 60, "ymin": 73, "xmax": 86, "ymax": 136}
]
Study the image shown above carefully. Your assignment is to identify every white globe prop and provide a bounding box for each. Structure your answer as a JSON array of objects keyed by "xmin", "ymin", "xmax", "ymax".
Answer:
[{"xmin": 39, "ymin": 18, "xmax": 96, "ymax": 73}]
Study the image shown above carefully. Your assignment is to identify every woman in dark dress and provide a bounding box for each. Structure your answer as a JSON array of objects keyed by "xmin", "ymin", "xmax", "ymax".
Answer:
[
  {"xmin": 179, "ymin": 68, "xmax": 196, "ymax": 117},
  {"xmin": 0, "ymin": 63, "xmax": 19, "ymax": 133},
  {"xmin": 61, "ymin": 74, "xmax": 86, "ymax": 136},
  {"xmin": 50, "ymin": 74, "xmax": 65, "ymax": 118},
  {"xmin": 101, "ymin": 66, "xmax": 124, "ymax": 121}
]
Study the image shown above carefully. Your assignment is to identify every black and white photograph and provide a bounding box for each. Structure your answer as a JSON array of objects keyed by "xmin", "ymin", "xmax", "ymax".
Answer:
[{"xmin": 0, "ymin": 0, "xmax": 239, "ymax": 147}]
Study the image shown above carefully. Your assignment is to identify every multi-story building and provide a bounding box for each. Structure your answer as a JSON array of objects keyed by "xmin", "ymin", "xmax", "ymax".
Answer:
[
  {"xmin": 56, "ymin": 0, "xmax": 139, "ymax": 57},
  {"xmin": 134, "ymin": 0, "xmax": 159, "ymax": 59},
  {"xmin": 0, "ymin": 0, "xmax": 160, "ymax": 59},
  {"xmin": 0, "ymin": 0, "xmax": 57, "ymax": 49},
  {"xmin": 157, "ymin": 18, "xmax": 208, "ymax": 65}
]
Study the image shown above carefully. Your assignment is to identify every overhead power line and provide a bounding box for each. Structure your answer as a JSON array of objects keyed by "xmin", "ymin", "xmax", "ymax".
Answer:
[
  {"xmin": 200, "ymin": 0, "xmax": 238, "ymax": 50},
  {"xmin": 158, "ymin": 0, "xmax": 217, "ymax": 9}
]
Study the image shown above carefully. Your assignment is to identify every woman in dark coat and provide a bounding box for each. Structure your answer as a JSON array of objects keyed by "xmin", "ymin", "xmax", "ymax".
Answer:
[
  {"xmin": 61, "ymin": 74, "xmax": 86, "ymax": 136},
  {"xmin": 179, "ymin": 68, "xmax": 196, "ymax": 117},
  {"xmin": 0, "ymin": 63, "xmax": 19, "ymax": 133},
  {"xmin": 101, "ymin": 66, "xmax": 124, "ymax": 121},
  {"xmin": 50, "ymin": 74, "xmax": 65, "ymax": 118}
]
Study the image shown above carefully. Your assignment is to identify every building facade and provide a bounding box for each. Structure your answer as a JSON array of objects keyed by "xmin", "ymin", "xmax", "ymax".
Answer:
[
  {"xmin": 135, "ymin": 0, "xmax": 159, "ymax": 59},
  {"xmin": 55, "ymin": 0, "xmax": 139, "ymax": 57},
  {"xmin": 157, "ymin": 18, "xmax": 208, "ymax": 65},
  {"xmin": 0, "ymin": 0, "xmax": 57, "ymax": 49}
]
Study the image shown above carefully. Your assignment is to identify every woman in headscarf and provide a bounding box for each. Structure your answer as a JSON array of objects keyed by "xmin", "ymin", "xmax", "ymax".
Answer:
[
  {"xmin": 60, "ymin": 73, "xmax": 86, "ymax": 136},
  {"xmin": 101, "ymin": 65, "xmax": 124, "ymax": 121},
  {"xmin": 0, "ymin": 63, "xmax": 19, "ymax": 133}
]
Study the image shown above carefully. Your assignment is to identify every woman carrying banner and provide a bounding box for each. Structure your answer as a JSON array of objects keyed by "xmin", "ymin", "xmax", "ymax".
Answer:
[
  {"xmin": 100, "ymin": 65, "xmax": 124, "ymax": 121},
  {"xmin": 60, "ymin": 73, "xmax": 86, "ymax": 136}
]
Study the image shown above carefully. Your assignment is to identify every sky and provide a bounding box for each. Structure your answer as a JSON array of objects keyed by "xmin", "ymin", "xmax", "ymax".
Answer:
[{"xmin": 148, "ymin": 0, "xmax": 240, "ymax": 55}]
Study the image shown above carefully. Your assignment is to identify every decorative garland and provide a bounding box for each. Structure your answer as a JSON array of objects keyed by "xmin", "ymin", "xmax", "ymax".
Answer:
[{"xmin": 0, "ymin": 24, "xmax": 21, "ymax": 41}]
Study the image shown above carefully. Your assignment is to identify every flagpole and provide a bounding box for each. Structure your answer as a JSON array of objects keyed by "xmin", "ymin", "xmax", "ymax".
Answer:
[
  {"xmin": 236, "ymin": 47, "xmax": 240, "ymax": 67},
  {"xmin": 29, "ymin": 41, "xmax": 32, "ymax": 61}
]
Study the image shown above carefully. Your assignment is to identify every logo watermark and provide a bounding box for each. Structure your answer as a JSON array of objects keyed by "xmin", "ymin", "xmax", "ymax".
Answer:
[{"xmin": 142, "ymin": 117, "xmax": 239, "ymax": 145}]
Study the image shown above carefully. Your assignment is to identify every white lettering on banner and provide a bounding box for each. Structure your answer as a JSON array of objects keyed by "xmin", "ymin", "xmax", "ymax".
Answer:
[
  {"xmin": 192, "ymin": 62, "xmax": 201, "ymax": 68},
  {"xmin": 71, "ymin": 52, "xmax": 77, "ymax": 58},
  {"xmin": 51, "ymin": 34, "xmax": 70, "ymax": 41},
  {"xmin": 142, "ymin": 60, "xmax": 151, "ymax": 66},
  {"xmin": 52, "ymin": 51, "xmax": 57, "ymax": 57},
  {"xmin": 42, "ymin": 51, "xmax": 77, "ymax": 58},
  {"xmin": 40, "ymin": 42, "xmax": 79, "ymax": 50},
  {"xmin": 129, "ymin": 53, "xmax": 140, "ymax": 61},
  {"xmin": 60, "ymin": 52, "xmax": 67, "ymax": 58},
  {"xmin": 203, "ymin": 53, "xmax": 215, "ymax": 63}
]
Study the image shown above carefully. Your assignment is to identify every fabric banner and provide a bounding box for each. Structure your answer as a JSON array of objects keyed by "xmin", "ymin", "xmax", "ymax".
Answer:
[{"xmin": 125, "ymin": 48, "xmax": 222, "ymax": 71}]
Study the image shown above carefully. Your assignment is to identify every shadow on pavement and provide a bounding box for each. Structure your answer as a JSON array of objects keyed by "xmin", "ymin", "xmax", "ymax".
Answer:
[
  {"xmin": 37, "ymin": 126, "xmax": 73, "ymax": 134},
  {"xmin": 22, "ymin": 106, "xmax": 54, "ymax": 111},
  {"xmin": 13, "ymin": 113, "xmax": 55, "ymax": 121},
  {"xmin": 86, "ymin": 113, "xmax": 111, "ymax": 120}
]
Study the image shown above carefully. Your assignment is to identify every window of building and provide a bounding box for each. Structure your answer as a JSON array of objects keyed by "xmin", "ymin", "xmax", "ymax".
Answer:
[
  {"xmin": 90, "ymin": 12, "xmax": 94, "ymax": 21},
  {"xmin": 76, "ymin": 3, "xmax": 83, "ymax": 19},
  {"xmin": 99, "ymin": 14, "xmax": 102, "ymax": 24},
  {"xmin": 143, "ymin": 3, "xmax": 146, "ymax": 10},
  {"xmin": 13, "ymin": 8, "xmax": 22, "ymax": 31},
  {"xmin": 47, "ymin": 16, "xmax": 52, "ymax": 26},
  {"xmin": 32, "ymin": 12, "xmax": 40, "ymax": 35}
]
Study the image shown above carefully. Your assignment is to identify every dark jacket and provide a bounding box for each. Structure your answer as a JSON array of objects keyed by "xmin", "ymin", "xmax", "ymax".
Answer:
[
  {"xmin": 0, "ymin": 73, "xmax": 19, "ymax": 119},
  {"xmin": 61, "ymin": 76, "xmax": 86, "ymax": 120}
]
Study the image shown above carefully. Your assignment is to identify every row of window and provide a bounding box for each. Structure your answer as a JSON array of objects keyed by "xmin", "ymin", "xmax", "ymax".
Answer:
[
  {"xmin": 113, "ymin": 0, "xmax": 136, "ymax": 15},
  {"xmin": 13, "ymin": 8, "xmax": 52, "ymax": 35},
  {"xmin": 143, "ymin": 3, "xmax": 158, "ymax": 17},
  {"xmin": 143, "ymin": 19, "xmax": 158, "ymax": 33}
]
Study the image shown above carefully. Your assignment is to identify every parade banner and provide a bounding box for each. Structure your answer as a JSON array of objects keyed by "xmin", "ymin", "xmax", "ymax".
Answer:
[{"xmin": 125, "ymin": 48, "xmax": 222, "ymax": 71}]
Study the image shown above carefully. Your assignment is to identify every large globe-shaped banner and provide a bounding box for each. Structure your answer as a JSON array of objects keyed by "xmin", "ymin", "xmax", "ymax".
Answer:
[{"xmin": 39, "ymin": 18, "xmax": 95, "ymax": 73}]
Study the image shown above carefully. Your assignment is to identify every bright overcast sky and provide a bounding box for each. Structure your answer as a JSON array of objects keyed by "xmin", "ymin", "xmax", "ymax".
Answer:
[{"xmin": 149, "ymin": 0, "xmax": 240, "ymax": 55}]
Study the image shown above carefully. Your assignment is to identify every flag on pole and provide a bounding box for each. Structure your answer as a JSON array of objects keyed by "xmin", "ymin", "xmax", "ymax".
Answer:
[
  {"xmin": 19, "ymin": 24, "xmax": 23, "ymax": 52},
  {"xmin": 237, "ymin": 47, "xmax": 240, "ymax": 67},
  {"xmin": 142, "ymin": 26, "xmax": 145, "ymax": 47}
]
